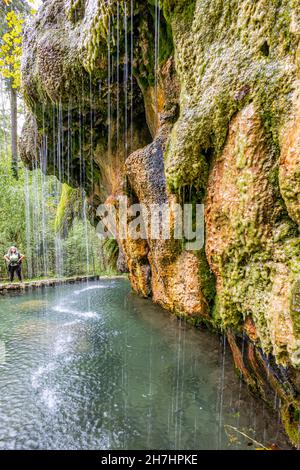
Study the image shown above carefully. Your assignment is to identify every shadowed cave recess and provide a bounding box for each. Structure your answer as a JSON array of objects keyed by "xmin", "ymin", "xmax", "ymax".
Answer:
[{"xmin": 19, "ymin": 0, "xmax": 300, "ymax": 445}]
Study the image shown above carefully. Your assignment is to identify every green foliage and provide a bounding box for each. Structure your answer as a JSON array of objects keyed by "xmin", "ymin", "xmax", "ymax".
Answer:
[
  {"xmin": 0, "ymin": 0, "xmax": 30, "ymax": 36},
  {"xmin": 0, "ymin": 154, "xmax": 26, "ymax": 271},
  {"xmin": 0, "ymin": 131, "xmax": 116, "ymax": 280},
  {"xmin": 102, "ymin": 238, "xmax": 119, "ymax": 266},
  {"xmin": 0, "ymin": 154, "xmax": 111, "ymax": 280},
  {"xmin": 60, "ymin": 220, "xmax": 101, "ymax": 277}
]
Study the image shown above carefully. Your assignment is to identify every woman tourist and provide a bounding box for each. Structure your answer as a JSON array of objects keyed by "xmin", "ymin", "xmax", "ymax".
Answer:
[{"xmin": 4, "ymin": 246, "xmax": 25, "ymax": 282}]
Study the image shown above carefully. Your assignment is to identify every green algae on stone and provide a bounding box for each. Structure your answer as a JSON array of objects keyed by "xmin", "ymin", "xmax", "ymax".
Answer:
[
  {"xmin": 55, "ymin": 184, "xmax": 81, "ymax": 236},
  {"xmin": 281, "ymin": 402, "xmax": 300, "ymax": 448},
  {"xmin": 67, "ymin": 0, "xmax": 86, "ymax": 23},
  {"xmin": 164, "ymin": 0, "xmax": 297, "ymax": 193}
]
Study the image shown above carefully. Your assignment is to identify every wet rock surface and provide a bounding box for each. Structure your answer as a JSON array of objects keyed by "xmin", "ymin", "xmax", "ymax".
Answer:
[{"xmin": 20, "ymin": 0, "xmax": 300, "ymax": 445}]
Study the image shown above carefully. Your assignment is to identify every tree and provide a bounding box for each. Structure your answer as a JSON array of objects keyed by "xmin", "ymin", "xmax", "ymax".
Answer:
[
  {"xmin": 0, "ymin": 10, "xmax": 23, "ymax": 178},
  {"xmin": 0, "ymin": 1, "xmax": 31, "ymax": 50},
  {"xmin": 0, "ymin": 1, "xmax": 32, "ymax": 179}
]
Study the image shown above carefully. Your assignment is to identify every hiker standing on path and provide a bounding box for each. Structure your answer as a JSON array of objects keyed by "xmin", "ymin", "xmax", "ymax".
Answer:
[{"xmin": 4, "ymin": 246, "xmax": 25, "ymax": 282}]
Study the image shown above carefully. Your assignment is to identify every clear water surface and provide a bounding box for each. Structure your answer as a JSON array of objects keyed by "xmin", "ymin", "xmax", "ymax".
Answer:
[{"xmin": 0, "ymin": 279, "xmax": 289, "ymax": 450}]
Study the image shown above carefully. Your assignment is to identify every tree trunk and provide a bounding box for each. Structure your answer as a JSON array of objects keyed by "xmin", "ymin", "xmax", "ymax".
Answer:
[{"xmin": 10, "ymin": 84, "xmax": 18, "ymax": 179}]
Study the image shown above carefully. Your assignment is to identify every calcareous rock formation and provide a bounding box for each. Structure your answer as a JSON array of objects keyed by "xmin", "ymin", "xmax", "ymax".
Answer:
[{"xmin": 20, "ymin": 0, "xmax": 300, "ymax": 445}]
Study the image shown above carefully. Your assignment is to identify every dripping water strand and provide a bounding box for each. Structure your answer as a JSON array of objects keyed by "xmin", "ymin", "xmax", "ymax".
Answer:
[
  {"xmin": 124, "ymin": 0, "xmax": 128, "ymax": 158},
  {"xmin": 154, "ymin": 0, "xmax": 160, "ymax": 114},
  {"xmin": 116, "ymin": 1, "xmax": 120, "ymax": 153},
  {"xmin": 24, "ymin": 168, "xmax": 32, "ymax": 278},
  {"xmin": 217, "ymin": 333, "xmax": 226, "ymax": 449},
  {"xmin": 67, "ymin": 100, "xmax": 71, "ymax": 185},
  {"xmin": 89, "ymin": 74, "xmax": 94, "ymax": 201},
  {"xmin": 108, "ymin": 14, "xmax": 112, "ymax": 161},
  {"xmin": 130, "ymin": 0, "xmax": 134, "ymax": 153}
]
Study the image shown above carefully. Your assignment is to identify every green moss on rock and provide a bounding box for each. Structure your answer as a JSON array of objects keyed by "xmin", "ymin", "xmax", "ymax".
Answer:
[
  {"xmin": 55, "ymin": 184, "xmax": 81, "ymax": 236},
  {"xmin": 164, "ymin": 0, "xmax": 297, "ymax": 192}
]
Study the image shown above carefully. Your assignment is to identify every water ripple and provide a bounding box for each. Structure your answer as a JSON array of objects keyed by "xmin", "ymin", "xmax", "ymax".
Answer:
[
  {"xmin": 52, "ymin": 304, "xmax": 99, "ymax": 319},
  {"xmin": 0, "ymin": 279, "xmax": 291, "ymax": 450}
]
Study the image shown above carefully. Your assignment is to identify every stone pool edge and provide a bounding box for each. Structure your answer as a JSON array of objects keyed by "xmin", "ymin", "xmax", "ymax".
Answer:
[{"xmin": 0, "ymin": 275, "xmax": 127, "ymax": 294}]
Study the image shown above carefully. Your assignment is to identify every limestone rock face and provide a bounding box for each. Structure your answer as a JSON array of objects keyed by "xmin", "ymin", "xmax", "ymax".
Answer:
[
  {"xmin": 20, "ymin": 0, "xmax": 300, "ymax": 444},
  {"xmin": 206, "ymin": 103, "xmax": 298, "ymax": 365},
  {"xmin": 279, "ymin": 90, "xmax": 300, "ymax": 225}
]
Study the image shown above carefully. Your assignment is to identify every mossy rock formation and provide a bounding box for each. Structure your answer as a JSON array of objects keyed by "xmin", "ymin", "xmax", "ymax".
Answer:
[{"xmin": 20, "ymin": 0, "xmax": 300, "ymax": 445}]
